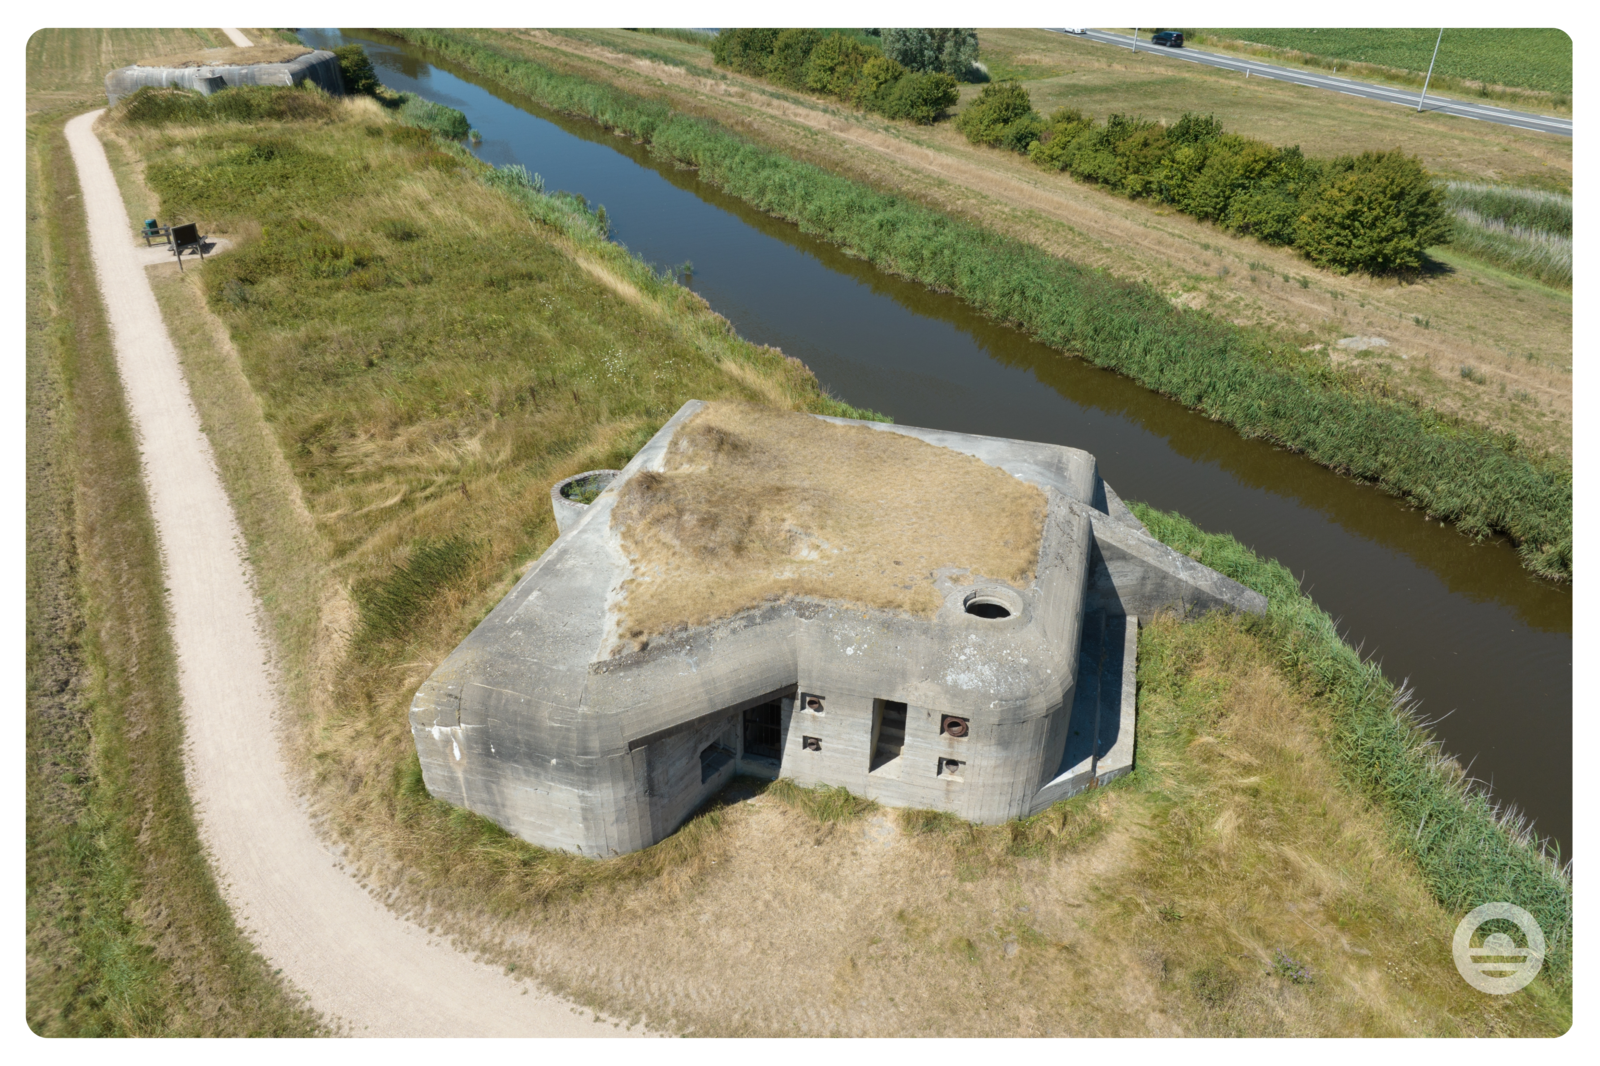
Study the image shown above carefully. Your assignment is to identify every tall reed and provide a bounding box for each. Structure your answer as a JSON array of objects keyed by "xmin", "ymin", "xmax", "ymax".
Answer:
[
  {"xmin": 1444, "ymin": 182, "xmax": 1572, "ymax": 286},
  {"xmin": 1448, "ymin": 208, "xmax": 1571, "ymax": 287},
  {"xmin": 1445, "ymin": 182, "xmax": 1571, "ymax": 236}
]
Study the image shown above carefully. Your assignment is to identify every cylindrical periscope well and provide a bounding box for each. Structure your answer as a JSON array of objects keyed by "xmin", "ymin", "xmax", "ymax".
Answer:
[{"xmin": 550, "ymin": 470, "xmax": 621, "ymax": 535}]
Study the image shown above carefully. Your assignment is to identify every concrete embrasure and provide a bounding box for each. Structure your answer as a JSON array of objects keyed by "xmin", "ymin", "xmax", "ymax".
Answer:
[{"xmin": 411, "ymin": 399, "xmax": 1264, "ymax": 855}]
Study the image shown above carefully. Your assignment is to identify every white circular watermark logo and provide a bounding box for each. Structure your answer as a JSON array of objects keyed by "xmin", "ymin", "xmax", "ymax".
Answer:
[{"xmin": 1453, "ymin": 903, "xmax": 1545, "ymax": 994}]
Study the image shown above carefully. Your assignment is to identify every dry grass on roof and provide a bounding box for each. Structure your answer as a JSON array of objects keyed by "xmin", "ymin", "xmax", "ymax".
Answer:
[
  {"xmin": 610, "ymin": 402, "xmax": 1047, "ymax": 647},
  {"xmin": 135, "ymin": 44, "xmax": 311, "ymax": 68}
]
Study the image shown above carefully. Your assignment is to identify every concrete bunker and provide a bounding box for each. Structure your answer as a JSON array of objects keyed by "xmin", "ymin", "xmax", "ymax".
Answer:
[
  {"xmin": 410, "ymin": 400, "xmax": 1265, "ymax": 855},
  {"xmin": 104, "ymin": 45, "xmax": 344, "ymax": 106}
]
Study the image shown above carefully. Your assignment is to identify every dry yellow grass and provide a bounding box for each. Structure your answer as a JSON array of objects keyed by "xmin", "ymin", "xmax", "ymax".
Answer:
[
  {"xmin": 610, "ymin": 402, "xmax": 1046, "ymax": 645},
  {"xmin": 135, "ymin": 43, "xmax": 310, "ymax": 68}
]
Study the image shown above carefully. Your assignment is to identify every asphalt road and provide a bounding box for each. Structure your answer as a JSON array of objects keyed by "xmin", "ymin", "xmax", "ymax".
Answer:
[{"xmin": 1050, "ymin": 30, "xmax": 1571, "ymax": 137}]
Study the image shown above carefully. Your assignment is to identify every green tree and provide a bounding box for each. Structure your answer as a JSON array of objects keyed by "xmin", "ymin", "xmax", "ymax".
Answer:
[
  {"xmin": 880, "ymin": 71, "xmax": 960, "ymax": 124},
  {"xmin": 332, "ymin": 44, "xmax": 379, "ymax": 97},
  {"xmin": 767, "ymin": 28, "xmax": 824, "ymax": 89},
  {"xmin": 1295, "ymin": 150, "xmax": 1451, "ymax": 273},
  {"xmin": 880, "ymin": 28, "xmax": 981, "ymax": 79},
  {"xmin": 851, "ymin": 55, "xmax": 907, "ymax": 108},
  {"xmin": 710, "ymin": 28, "xmax": 781, "ymax": 75},
  {"xmin": 804, "ymin": 33, "xmax": 875, "ymax": 97},
  {"xmin": 954, "ymin": 81, "xmax": 1036, "ymax": 146}
]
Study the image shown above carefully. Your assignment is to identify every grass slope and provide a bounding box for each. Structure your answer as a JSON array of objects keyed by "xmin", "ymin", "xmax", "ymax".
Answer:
[{"xmin": 1130, "ymin": 502, "xmax": 1571, "ymax": 994}]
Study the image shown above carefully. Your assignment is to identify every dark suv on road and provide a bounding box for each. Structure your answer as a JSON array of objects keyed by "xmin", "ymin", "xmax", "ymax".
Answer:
[{"xmin": 1150, "ymin": 31, "xmax": 1184, "ymax": 47}]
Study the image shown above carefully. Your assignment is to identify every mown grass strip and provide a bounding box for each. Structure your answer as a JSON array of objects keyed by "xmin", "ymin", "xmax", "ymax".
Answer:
[
  {"xmin": 1129, "ymin": 501, "xmax": 1571, "ymax": 990},
  {"xmin": 381, "ymin": 29, "xmax": 1571, "ymax": 582}
]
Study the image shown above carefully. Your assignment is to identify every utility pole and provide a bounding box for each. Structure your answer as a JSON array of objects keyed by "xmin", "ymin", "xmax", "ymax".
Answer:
[
  {"xmin": 1418, "ymin": 28, "xmax": 1444, "ymax": 112},
  {"xmin": 1131, "ymin": 28, "xmax": 1138, "ymax": 53}
]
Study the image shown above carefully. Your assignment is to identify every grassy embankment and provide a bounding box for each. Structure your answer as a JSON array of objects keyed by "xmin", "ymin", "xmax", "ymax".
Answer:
[
  {"xmin": 379, "ymin": 29, "xmax": 1570, "ymax": 581},
  {"xmin": 25, "ymin": 28, "xmax": 321, "ymax": 1035},
  {"xmin": 1184, "ymin": 28, "xmax": 1571, "ymax": 114},
  {"xmin": 512, "ymin": 27, "xmax": 1572, "ymax": 463},
  {"xmin": 111, "ymin": 68, "xmax": 1570, "ymax": 1034}
]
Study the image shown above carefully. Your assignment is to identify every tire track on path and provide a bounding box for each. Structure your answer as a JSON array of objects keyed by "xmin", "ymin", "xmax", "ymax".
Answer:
[{"xmin": 64, "ymin": 108, "xmax": 640, "ymax": 1038}]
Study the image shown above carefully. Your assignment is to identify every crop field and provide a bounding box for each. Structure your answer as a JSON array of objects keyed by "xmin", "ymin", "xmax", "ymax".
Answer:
[{"xmin": 1199, "ymin": 28, "xmax": 1571, "ymax": 95}]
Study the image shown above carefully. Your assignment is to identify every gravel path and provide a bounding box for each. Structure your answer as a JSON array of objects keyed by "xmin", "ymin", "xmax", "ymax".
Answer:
[{"xmin": 64, "ymin": 109, "xmax": 634, "ymax": 1038}]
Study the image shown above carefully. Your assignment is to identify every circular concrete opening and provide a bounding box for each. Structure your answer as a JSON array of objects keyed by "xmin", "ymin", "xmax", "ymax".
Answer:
[
  {"xmin": 558, "ymin": 470, "xmax": 617, "ymax": 505},
  {"xmin": 963, "ymin": 592, "xmax": 1013, "ymax": 619}
]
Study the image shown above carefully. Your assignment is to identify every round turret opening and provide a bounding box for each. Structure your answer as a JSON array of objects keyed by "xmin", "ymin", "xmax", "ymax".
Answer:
[
  {"xmin": 963, "ymin": 590, "xmax": 1018, "ymax": 619},
  {"xmin": 558, "ymin": 470, "xmax": 618, "ymax": 505}
]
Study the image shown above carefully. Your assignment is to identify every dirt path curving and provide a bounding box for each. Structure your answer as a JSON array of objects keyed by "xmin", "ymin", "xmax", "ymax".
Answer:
[{"xmin": 64, "ymin": 109, "xmax": 639, "ymax": 1038}]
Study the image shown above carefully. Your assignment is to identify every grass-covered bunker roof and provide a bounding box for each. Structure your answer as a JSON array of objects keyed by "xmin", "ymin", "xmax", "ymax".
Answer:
[
  {"xmin": 609, "ymin": 402, "xmax": 1047, "ymax": 644},
  {"xmin": 135, "ymin": 44, "xmax": 312, "ymax": 68}
]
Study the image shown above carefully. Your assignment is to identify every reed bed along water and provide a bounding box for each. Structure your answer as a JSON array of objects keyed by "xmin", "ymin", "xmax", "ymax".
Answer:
[
  {"xmin": 1444, "ymin": 183, "xmax": 1572, "ymax": 287},
  {"xmin": 383, "ymin": 29, "xmax": 1572, "ymax": 582}
]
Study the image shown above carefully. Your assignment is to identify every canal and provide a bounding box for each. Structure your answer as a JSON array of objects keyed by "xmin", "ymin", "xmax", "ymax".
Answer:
[{"xmin": 299, "ymin": 29, "xmax": 1572, "ymax": 855}]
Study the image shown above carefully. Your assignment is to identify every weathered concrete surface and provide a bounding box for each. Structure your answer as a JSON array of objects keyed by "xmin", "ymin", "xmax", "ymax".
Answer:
[
  {"xmin": 104, "ymin": 49, "xmax": 343, "ymax": 105},
  {"xmin": 412, "ymin": 400, "xmax": 1265, "ymax": 854},
  {"xmin": 1085, "ymin": 509, "xmax": 1268, "ymax": 619}
]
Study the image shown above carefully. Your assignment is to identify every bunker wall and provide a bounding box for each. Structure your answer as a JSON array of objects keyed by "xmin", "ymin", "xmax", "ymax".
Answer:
[{"xmin": 105, "ymin": 49, "xmax": 344, "ymax": 105}]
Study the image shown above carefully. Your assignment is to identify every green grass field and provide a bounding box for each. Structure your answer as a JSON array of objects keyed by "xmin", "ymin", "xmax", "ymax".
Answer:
[{"xmin": 1200, "ymin": 28, "xmax": 1571, "ymax": 95}]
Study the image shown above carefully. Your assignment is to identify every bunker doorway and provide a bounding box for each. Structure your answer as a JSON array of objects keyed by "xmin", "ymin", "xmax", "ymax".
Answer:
[{"xmin": 743, "ymin": 700, "xmax": 783, "ymax": 761}]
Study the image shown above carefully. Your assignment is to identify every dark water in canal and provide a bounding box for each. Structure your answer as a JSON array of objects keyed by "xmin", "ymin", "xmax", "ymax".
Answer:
[{"xmin": 300, "ymin": 30, "xmax": 1573, "ymax": 856}]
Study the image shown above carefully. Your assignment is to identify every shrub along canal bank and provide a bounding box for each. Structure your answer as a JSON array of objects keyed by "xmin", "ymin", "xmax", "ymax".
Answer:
[
  {"xmin": 315, "ymin": 30, "xmax": 1571, "ymax": 859},
  {"xmin": 382, "ymin": 28, "xmax": 1569, "ymax": 585}
]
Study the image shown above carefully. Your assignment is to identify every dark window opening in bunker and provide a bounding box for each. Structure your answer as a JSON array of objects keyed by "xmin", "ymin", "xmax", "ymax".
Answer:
[
  {"xmin": 871, "ymin": 700, "xmax": 908, "ymax": 770},
  {"xmin": 700, "ymin": 741, "xmax": 733, "ymax": 783},
  {"xmin": 743, "ymin": 700, "xmax": 783, "ymax": 761}
]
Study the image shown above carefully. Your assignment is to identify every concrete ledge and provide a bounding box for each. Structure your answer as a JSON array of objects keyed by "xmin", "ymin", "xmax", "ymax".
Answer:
[
  {"xmin": 1029, "ymin": 610, "xmax": 1138, "ymax": 813},
  {"xmin": 1085, "ymin": 510, "xmax": 1267, "ymax": 619},
  {"xmin": 1094, "ymin": 614, "xmax": 1139, "ymax": 785}
]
